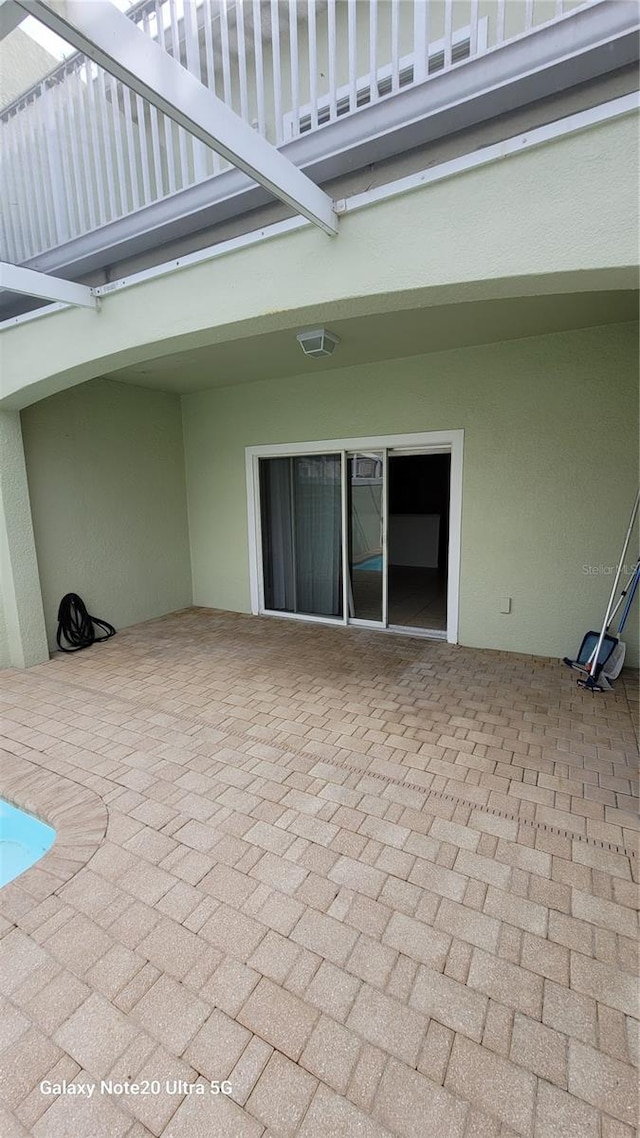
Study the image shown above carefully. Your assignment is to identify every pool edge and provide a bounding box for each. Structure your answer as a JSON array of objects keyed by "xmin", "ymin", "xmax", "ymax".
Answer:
[{"xmin": 0, "ymin": 753, "xmax": 108, "ymax": 909}]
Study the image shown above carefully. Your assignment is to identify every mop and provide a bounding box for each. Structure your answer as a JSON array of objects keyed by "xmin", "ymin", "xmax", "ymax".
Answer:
[{"xmin": 564, "ymin": 490, "xmax": 640, "ymax": 693}]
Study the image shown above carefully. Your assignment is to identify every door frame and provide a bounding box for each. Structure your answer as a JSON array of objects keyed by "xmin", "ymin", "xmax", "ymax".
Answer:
[{"xmin": 245, "ymin": 429, "xmax": 464, "ymax": 644}]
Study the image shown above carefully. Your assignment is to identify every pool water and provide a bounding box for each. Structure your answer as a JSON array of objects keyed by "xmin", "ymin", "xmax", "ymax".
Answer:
[
  {"xmin": 356, "ymin": 555, "xmax": 383, "ymax": 572},
  {"xmin": 0, "ymin": 799, "xmax": 55, "ymax": 887}
]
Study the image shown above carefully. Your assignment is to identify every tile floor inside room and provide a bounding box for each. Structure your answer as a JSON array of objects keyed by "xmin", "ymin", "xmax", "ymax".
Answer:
[
  {"xmin": 0, "ymin": 608, "xmax": 638, "ymax": 1138},
  {"xmin": 351, "ymin": 567, "xmax": 448, "ymax": 631}
]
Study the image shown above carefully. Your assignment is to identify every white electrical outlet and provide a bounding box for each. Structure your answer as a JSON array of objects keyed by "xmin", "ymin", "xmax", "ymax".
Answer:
[{"xmin": 499, "ymin": 597, "xmax": 512, "ymax": 614}]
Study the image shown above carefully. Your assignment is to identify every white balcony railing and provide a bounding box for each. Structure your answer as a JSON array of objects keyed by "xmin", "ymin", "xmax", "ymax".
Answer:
[{"xmin": 1, "ymin": 1, "xmax": 601, "ymax": 264}]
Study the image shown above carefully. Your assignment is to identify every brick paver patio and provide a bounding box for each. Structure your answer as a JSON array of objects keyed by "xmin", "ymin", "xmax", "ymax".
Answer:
[{"xmin": 1, "ymin": 608, "xmax": 638, "ymax": 1137}]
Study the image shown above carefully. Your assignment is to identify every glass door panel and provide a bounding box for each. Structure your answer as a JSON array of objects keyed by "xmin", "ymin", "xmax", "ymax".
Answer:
[
  {"xmin": 260, "ymin": 454, "xmax": 343, "ymax": 619},
  {"xmin": 347, "ymin": 451, "xmax": 385, "ymax": 623}
]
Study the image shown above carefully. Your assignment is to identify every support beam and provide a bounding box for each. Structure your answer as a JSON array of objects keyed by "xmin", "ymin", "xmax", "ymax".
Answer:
[
  {"xmin": 16, "ymin": 0, "xmax": 338, "ymax": 236},
  {"xmin": 0, "ymin": 411, "xmax": 49, "ymax": 668},
  {"xmin": 0, "ymin": 262, "xmax": 98, "ymax": 308},
  {"xmin": 0, "ymin": 0, "xmax": 26, "ymax": 40}
]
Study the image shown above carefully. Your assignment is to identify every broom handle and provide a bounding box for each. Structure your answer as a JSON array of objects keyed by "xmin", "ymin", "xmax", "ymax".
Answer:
[
  {"xmin": 588, "ymin": 490, "xmax": 639, "ymax": 675},
  {"xmin": 617, "ymin": 562, "xmax": 640, "ymax": 634},
  {"xmin": 601, "ymin": 559, "xmax": 640, "ymax": 633}
]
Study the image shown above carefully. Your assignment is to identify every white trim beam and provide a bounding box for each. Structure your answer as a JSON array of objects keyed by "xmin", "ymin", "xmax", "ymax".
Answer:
[
  {"xmin": 0, "ymin": 262, "xmax": 97, "ymax": 308},
  {"xmin": 0, "ymin": 0, "xmax": 26, "ymax": 40},
  {"xmin": 15, "ymin": 0, "xmax": 338, "ymax": 236}
]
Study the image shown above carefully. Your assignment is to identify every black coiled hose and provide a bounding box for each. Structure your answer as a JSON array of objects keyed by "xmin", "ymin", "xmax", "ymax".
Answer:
[{"xmin": 56, "ymin": 593, "xmax": 116, "ymax": 653}]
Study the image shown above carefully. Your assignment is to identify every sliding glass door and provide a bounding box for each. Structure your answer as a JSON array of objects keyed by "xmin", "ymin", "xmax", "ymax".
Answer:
[
  {"xmin": 347, "ymin": 451, "xmax": 386, "ymax": 624},
  {"xmin": 252, "ymin": 434, "xmax": 460, "ymax": 641},
  {"xmin": 259, "ymin": 454, "xmax": 343, "ymax": 619}
]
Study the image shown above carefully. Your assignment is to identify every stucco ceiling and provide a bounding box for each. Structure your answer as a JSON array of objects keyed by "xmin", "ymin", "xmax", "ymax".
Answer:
[{"xmin": 105, "ymin": 290, "xmax": 638, "ymax": 395}]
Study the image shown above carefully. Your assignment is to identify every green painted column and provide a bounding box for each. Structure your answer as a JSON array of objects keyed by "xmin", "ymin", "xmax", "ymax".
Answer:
[{"xmin": 0, "ymin": 410, "xmax": 49, "ymax": 667}]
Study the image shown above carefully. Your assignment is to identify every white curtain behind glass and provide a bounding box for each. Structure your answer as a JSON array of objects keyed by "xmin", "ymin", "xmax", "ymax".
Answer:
[
  {"xmin": 260, "ymin": 455, "xmax": 342, "ymax": 618},
  {"xmin": 294, "ymin": 455, "xmax": 342, "ymax": 617}
]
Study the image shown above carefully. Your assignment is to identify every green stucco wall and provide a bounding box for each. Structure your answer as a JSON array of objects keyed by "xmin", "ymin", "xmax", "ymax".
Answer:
[
  {"xmin": 21, "ymin": 378, "xmax": 193, "ymax": 650},
  {"xmin": 182, "ymin": 322, "xmax": 639, "ymax": 664}
]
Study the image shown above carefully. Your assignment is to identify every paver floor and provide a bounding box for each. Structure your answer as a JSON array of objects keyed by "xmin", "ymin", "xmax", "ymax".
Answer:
[{"xmin": 1, "ymin": 608, "xmax": 638, "ymax": 1138}]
